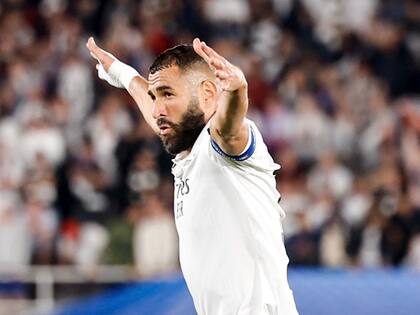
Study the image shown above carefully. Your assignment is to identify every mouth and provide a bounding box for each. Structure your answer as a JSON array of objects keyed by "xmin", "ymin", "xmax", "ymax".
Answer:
[{"xmin": 159, "ymin": 125, "xmax": 173, "ymax": 136}]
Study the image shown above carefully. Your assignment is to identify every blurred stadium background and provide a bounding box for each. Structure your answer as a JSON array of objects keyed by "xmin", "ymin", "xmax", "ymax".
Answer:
[{"xmin": 0, "ymin": 0, "xmax": 419, "ymax": 314}]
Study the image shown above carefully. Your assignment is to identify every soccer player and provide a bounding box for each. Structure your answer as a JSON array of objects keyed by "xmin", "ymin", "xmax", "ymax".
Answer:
[{"xmin": 87, "ymin": 37, "xmax": 299, "ymax": 315}]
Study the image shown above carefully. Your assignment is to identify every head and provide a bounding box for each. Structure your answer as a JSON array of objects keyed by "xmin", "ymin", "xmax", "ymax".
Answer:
[{"xmin": 148, "ymin": 45, "xmax": 218, "ymax": 155}]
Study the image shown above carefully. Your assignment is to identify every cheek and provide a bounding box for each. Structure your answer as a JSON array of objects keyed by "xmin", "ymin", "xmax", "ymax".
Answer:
[{"xmin": 167, "ymin": 99, "xmax": 189, "ymax": 121}]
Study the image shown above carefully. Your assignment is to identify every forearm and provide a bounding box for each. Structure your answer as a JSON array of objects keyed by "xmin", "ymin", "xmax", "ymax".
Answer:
[
  {"xmin": 127, "ymin": 76, "xmax": 158, "ymax": 133},
  {"xmin": 214, "ymin": 86, "xmax": 248, "ymax": 139},
  {"xmin": 191, "ymin": 39, "xmax": 250, "ymax": 152},
  {"xmin": 211, "ymin": 86, "xmax": 249, "ymax": 155},
  {"xmin": 85, "ymin": 37, "xmax": 157, "ymax": 133}
]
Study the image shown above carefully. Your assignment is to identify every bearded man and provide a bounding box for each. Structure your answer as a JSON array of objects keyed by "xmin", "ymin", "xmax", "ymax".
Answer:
[{"xmin": 87, "ymin": 37, "xmax": 299, "ymax": 315}]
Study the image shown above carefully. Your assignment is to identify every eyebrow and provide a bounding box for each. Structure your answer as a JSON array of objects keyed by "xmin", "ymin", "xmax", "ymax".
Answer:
[{"xmin": 156, "ymin": 85, "xmax": 174, "ymax": 93}]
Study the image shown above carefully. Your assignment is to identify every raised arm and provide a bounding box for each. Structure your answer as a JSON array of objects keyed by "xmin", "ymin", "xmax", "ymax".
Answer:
[
  {"xmin": 86, "ymin": 37, "xmax": 158, "ymax": 133},
  {"xmin": 126, "ymin": 76, "xmax": 158, "ymax": 133},
  {"xmin": 193, "ymin": 38, "xmax": 249, "ymax": 156}
]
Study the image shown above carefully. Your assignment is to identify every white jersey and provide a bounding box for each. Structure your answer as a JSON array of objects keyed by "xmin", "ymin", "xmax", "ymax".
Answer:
[{"xmin": 171, "ymin": 119, "xmax": 299, "ymax": 315}]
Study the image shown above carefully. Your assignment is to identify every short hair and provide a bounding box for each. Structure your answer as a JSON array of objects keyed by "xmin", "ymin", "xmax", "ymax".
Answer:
[{"xmin": 149, "ymin": 44, "xmax": 209, "ymax": 75}]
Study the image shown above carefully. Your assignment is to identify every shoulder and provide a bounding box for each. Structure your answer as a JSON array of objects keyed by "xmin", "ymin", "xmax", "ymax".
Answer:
[
  {"xmin": 203, "ymin": 119, "xmax": 279, "ymax": 172},
  {"xmin": 209, "ymin": 119, "xmax": 257, "ymax": 162}
]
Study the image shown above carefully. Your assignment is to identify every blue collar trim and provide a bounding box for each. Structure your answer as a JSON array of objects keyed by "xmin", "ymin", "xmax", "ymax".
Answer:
[{"xmin": 209, "ymin": 125, "xmax": 256, "ymax": 161}]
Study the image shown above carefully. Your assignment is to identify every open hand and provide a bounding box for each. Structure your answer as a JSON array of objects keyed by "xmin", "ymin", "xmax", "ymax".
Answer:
[
  {"xmin": 86, "ymin": 37, "xmax": 115, "ymax": 71},
  {"xmin": 86, "ymin": 37, "xmax": 125, "ymax": 88},
  {"xmin": 193, "ymin": 38, "xmax": 247, "ymax": 92}
]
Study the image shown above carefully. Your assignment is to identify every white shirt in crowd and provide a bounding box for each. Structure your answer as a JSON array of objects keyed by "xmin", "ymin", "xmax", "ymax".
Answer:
[{"xmin": 134, "ymin": 214, "xmax": 178, "ymax": 278}]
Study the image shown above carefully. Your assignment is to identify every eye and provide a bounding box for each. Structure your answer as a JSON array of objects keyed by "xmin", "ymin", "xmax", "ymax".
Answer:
[{"xmin": 164, "ymin": 92, "xmax": 174, "ymax": 98}]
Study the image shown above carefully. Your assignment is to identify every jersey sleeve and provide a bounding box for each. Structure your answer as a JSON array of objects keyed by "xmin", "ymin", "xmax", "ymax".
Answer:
[
  {"xmin": 209, "ymin": 122, "xmax": 256, "ymax": 162},
  {"xmin": 206, "ymin": 119, "xmax": 280, "ymax": 173}
]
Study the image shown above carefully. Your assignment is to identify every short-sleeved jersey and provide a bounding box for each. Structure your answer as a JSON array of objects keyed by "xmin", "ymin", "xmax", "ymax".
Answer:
[{"xmin": 171, "ymin": 119, "xmax": 299, "ymax": 315}]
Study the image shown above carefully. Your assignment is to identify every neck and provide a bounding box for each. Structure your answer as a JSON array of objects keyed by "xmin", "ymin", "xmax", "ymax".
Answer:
[{"xmin": 179, "ymin": 148, "xmax": 192, "ymax": 158}]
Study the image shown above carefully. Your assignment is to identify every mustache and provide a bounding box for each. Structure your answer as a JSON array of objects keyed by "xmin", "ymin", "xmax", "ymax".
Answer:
[{"xmin": 156, "ymin": 118, "xmax": 176, "ymax": 128}]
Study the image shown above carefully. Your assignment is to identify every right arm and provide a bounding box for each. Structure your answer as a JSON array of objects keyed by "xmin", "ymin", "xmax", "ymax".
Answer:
[
  {"xmin": 86, "ymin": 37, "xmax": 157, "ymax": 133},
  {"xmin": 127, "ymin": 76, "xmax": 158, "ymax": 133}
]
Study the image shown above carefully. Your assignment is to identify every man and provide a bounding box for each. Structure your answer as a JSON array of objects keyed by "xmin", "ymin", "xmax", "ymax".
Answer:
[{"xmin": 86, "ymin": 37, "xmax": 299, "ymax": 315}]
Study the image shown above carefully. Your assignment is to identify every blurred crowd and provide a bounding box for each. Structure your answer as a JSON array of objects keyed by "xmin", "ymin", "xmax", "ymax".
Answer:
[{"xmin": 0, "ymin": 0, "xmax": 419, "ymax": 277}]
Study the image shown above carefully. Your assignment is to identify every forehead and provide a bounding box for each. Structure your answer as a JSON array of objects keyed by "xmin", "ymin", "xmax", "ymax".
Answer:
[{"xmin": 148, "ymin": 66, "xmax": 186, "ymax": 91}]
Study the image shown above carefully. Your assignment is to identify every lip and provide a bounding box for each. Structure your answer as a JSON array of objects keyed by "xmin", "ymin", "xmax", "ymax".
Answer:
[{"xmin": 159, "ymin": 126, "xmax": 173, "ymax": 136}]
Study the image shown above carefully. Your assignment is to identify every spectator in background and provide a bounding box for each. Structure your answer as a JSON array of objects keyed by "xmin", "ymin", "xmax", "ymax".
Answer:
[
  {"xmin": 86, "ymin": 92, "xmax": 132, "ymax": 181},
  {"xmin": 18, "ymin": 102, "xmax": 66, "ymax": 169},
  {"xmin": 398, "ymin": 100, "xmax": 420, "ymax": 209},
  {"xmin": 292, "ymin": 93, "xmax": 331, "ymax": 161},
  {"xmin": 65, "ymin": 136, "xmax": 114, "ymax": 222},
  {"xmin": 381, "ymin": 196, "xmax": 414, "ymax": 266},
  {"xmin": 307, "ymin": 151, "xmax": 353, "ymax": 201},
  {"xmin": 347, "ymin": 190, "xmax": 390, "ymax": 267},
  {"xmin": 362, "ymin": 14, "xmax": 420, "ymax": 98},
  {"xmin": 24, "ymin": 192, "xmax": 58, "ymax": 264},
  {"xmin": 286, "ymin": 210, "xmax": 320, "ymax": 266},
  {"xmin": 0, "ymin": 0, "xmax": 418, "ymax": 274},
  {"xmin": 320, "ymin": 209, "xmax": 348, "ymax": 267},
  {"xmin": 74, "ymin": 222, "xmax": 109, "ymax": 273},
  {"xmin": 0, "ymin": 194, "xmax": 31, "ymax": 266},
  {"xmin": 132, "ymin": 192, "xmax": 178, "ymax": 278},
  {"xmin": 115, "ymin": 115, "xmax": 171, "ymax": 209},
  {"xmin": 341, "ymin": 178, "xmax": 372, "ymax": 227}
]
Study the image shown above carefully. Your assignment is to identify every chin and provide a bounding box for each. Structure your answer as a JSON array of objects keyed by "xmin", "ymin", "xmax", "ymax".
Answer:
[
  {"xmin": 163, "ymin": 139, "xmax": 190, "ymax": 155},
  {"xmin": 162, "ymin": 139, "xmax": 179, "ymax": 155}
]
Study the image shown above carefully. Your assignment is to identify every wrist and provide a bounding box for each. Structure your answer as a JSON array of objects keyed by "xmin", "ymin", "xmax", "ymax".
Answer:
[{"xmin": 108, "ymin": 60, "xmax": 140, "ymax": 90}]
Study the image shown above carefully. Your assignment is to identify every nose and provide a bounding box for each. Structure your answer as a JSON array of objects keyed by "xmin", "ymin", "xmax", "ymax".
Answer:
[{"xmin": 152, "ymin": 100, "xmax": 167, "ymax": 119}]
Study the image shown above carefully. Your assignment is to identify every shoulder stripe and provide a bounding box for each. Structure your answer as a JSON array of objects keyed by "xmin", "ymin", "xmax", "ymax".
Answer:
[{"xmin": 209, "ymin": 125, "xmax": 256, "ymax": 161}]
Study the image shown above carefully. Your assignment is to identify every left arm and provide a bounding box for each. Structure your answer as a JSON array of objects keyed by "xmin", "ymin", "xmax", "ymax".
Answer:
[{"xmin": 193, "ymin": 39, "xmax": 249, "ymax": 155}]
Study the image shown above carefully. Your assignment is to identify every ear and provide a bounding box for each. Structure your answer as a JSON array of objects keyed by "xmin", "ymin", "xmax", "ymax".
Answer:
[{"xmin": 200, "ymin": 80, "xmax": 218, "ymax": 104}]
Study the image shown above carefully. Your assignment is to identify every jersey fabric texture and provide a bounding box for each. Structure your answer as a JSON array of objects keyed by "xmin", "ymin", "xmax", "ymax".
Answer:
[{"xmin": 171, "ymin": 119, "xmax": 299, "ymax": 315}]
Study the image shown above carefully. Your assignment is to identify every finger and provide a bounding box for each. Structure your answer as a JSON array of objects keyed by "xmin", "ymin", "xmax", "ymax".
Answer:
[
  {"xmin": 202, "ymin": 42, "xmax": 226, "ymax": 62},
  {"xmin": 90, "ymin": 52, "xmax": 99, "ymax": 61},
  {"xmin": 210, "ymin": 57, "xmax": 225, "ymax": 70},
  {"xmin": 215, "ymin": 70, "xmax": 229, "ymax": 80},
  {"xmin": 86, "ymin": 37, "xmax": 109, "ymax": 62},
  {"xmin": 216, "ymin": 78, "xmax": 229, "ymax": 92},
  {"xmin": 215, "ymin": 77, "xmax": 222, "ymax": 89},
  {"xmin": 193, "ymin": 38, "xmax": 211, "ymax": 63},
  {"xmin": 86, "ymin": 37, "xmax": 115, "ymax": 71},
  {"xmin": 193, "ymin": 38, "xmax": 212, "ymax": 64},
  {"xmin": 86, "ymin": 37, "xmax": 99, "ymax": 54}
]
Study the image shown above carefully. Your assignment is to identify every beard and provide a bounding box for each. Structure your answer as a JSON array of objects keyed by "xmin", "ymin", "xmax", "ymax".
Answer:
[{"xmin": 156, "ymin": 98, "xmax": 206, "ymax": 155}]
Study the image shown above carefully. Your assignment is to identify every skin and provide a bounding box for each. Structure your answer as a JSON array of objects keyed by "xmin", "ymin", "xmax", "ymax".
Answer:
[{"xmin": 86, "ymin": 37, "xmax": 249, "ymax": 156}]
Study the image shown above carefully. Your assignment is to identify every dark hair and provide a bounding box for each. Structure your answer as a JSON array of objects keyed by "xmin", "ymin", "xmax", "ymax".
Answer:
[{"xmin": 149, "ymin": 44, "xmax": 208, "ymax": 74}]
